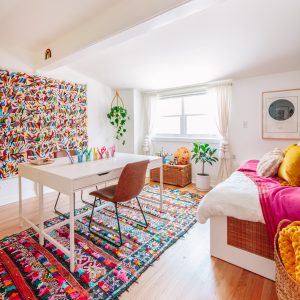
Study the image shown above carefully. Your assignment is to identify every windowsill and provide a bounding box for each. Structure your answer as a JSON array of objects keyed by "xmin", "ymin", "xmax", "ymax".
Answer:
[{"xmin": 151, "ymin": 136, "xmax": 221, "ymax": 144}]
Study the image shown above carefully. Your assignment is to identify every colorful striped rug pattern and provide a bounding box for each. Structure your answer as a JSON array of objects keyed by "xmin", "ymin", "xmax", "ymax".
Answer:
[{"xmin": 0, "ymin": 186, "xmax": 202, "ymax": 299}]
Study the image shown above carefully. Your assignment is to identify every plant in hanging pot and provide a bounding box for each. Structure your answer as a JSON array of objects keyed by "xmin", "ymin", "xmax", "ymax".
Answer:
[
  {"xmin": 191, "ymin": 142, "xmax": 219, "ymax": 191},
  {"xmin": 107, "ymin": 91, "xmax": 129, "ymax": 145}
]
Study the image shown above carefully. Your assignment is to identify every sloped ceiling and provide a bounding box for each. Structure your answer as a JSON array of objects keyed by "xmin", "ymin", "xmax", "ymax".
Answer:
[
  {"xmin": 68, "ymin": 0, "xmax": 300, "ymax": 90},
  {"xmin": 0, "ymin": 0, "xmax": 119, "ymax": 50}
]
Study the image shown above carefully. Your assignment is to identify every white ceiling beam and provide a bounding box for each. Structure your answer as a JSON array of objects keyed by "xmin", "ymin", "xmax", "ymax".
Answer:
[{"xmin": 36, "ymin": 0, "xmax": 223, "ymax": 71}]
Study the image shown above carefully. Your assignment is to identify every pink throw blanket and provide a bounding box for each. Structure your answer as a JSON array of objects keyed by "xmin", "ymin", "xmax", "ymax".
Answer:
[{"xmin": 238, "ymin": 160, "xmax": 300, "ymax": 243}]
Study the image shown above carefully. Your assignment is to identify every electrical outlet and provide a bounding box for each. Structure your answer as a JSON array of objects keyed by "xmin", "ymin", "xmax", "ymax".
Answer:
[{"xmin": 232, "ymin": 154, "xmax": 236, "ymax": 160}]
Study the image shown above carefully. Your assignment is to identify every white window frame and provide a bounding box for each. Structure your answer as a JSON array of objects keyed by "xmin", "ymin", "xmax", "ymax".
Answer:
[{"xmin": 153, "ymin": 92, "xmax": 220, "ymax": 142}]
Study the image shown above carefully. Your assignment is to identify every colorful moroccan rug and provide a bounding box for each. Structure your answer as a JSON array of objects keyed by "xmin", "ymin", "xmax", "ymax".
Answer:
[{"xmin": 0, "ymin": 185, "xmax": 202, "ymax": 300}]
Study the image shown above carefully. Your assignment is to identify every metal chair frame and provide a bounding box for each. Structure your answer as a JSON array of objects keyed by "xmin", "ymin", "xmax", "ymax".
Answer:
[
  {"xmin": 54, "ymin": 187, "xmax": 97, "ymax": 216},
  {"xmin": 88, "ymin": 196, "xmax": 148, "ymax": 247}
]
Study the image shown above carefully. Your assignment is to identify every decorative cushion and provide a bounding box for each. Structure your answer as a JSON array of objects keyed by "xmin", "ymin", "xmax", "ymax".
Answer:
[
  {"xmin": 278, "ymin": 145, "xmax": 300, "ymax": 186},
  {"xmin": 174, "ymin": 147, "xmax": 190, "ymax": 165},
  {"xmin": 283, "ymin": 144, "xmax": 297, "ymax": 156},
  {"xmin": 256, "ymin": 148, "xmax": 283, "ymax": 177}
]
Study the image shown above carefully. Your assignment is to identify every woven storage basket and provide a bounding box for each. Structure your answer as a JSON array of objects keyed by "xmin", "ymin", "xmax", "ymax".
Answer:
[
  {"xmin": 275, "ymin": 219, "xmax": 300, "ymax": 300},
  {"xmin": 150, "ymin": 164, "xmax": 191, "ymax": 187}
]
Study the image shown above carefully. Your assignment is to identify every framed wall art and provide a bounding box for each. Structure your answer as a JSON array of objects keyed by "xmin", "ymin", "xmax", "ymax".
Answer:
[{"xmin": 262, "ymin": 89, "xmax": 300, "ymax": 139}]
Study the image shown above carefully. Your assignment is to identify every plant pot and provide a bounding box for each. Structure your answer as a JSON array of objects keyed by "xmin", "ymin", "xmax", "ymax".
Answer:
[{"xmin": 196, "ymin": 174, "xmax": 211, "ymax": 191}]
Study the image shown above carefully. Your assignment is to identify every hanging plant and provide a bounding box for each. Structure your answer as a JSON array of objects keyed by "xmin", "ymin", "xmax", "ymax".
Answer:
[{"xmin": 107, "ymin": 91, "xmax": 129, "ymax": 145}]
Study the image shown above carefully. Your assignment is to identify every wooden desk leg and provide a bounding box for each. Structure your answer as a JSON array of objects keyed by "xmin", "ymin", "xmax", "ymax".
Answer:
[
  {"xmin": 160, "ymin": 165, "xmax": 163, "ymax": 212},
  {"xmin": 38, "ymin": 183, "xmax": 44, "ymax": 245},
  {"xmin": 18, "ymin": 175, "xmax": 23, "ymax": 226},
  {"xmin": 69, "ymin": 192, "xmax": 75, "ymax": 273}
]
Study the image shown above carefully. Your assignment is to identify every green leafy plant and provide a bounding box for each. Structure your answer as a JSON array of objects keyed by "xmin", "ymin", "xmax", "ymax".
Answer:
[
  {"xmin": 107, "ymin": 105, "xmax": 129, "ymax": 145},
  {"xmin": 191, "ymin": 143, "xmax": 219, "ymax": 175}
]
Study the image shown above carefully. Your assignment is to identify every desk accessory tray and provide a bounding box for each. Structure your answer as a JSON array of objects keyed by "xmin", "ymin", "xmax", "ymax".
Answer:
[{"xmin": 28, "ymin": 158, "xmax": 55, "ymax": 166}]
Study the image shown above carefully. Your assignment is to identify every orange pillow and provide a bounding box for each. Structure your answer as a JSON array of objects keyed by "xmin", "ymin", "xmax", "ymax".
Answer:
[{"xmin": 278, "ymin": 145, "xmax": 300, "ymax": 186}]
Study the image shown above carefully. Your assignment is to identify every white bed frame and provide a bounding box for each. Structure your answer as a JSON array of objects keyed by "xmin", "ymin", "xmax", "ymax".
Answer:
[{"xmin": 210, "ymin": 216, "xmax": 275, "ymax": 281}]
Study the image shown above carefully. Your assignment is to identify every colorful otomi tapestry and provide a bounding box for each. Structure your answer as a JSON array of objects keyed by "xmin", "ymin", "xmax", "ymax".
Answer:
[{"xmin": 0, "ymin": 69, "xmax": 88, "ymax": 179}]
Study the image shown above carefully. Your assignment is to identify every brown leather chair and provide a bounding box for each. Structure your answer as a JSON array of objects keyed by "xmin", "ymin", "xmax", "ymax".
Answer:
[
  {"xmin": 53, "ymin": 150, "xmax": 98, "ymax": 215},
  {"xmin": 88, "ymin": 160, "xmax": 149, "ymax": 247}
]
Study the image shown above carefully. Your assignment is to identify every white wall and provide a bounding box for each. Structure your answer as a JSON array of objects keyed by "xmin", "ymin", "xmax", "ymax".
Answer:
[
  {"xmin": 133, "ymin": 89, "xmax": 145, "ymax": 154},
  {"xmin": 0, "ymin": 47, "xmax": 34, "ymax": 73},
  {"xmin": 0, "ymin": 66, "xmax": 114, "ymax": 206},
  {"xmin": 230, "ymin": 70, "xmax": 300, "ymax": 168},
  {"xmin": 117, "ymin": 89, "xmax": 144, "ymax": 154}
]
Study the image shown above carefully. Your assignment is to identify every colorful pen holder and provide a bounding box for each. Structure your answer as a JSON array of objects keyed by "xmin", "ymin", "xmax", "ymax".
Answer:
[
  {"xmin": 76, "ymin": 150, "xmax": 84, "ymax": 163},
  {"xmin": 85, "ymin": 149, "xmax": 92, "ymax": 161}
]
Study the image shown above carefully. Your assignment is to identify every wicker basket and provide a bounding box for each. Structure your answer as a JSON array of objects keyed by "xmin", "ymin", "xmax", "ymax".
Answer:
[
  {"xmin": 150, "ymin": 164, "xmax": 191, "ymax": 187},
  {"xmin": 275, "ymin": 219, "xmax": 300, "ymax": 300},
  {"xmin": 227, "ymin": 217, "xmax": 274, "ymax": 260}
]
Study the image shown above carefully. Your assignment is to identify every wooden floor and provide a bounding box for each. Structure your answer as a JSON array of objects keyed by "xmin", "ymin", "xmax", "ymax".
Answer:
[{"xmin": 0, "ymin": 181, "xmax": 277, "ymax": 300}]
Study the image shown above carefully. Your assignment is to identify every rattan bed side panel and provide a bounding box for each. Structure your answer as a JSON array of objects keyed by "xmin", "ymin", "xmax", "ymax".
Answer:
[{"xmin": 227, "ymin": 217, "xmax": 274, "ymax": 260}]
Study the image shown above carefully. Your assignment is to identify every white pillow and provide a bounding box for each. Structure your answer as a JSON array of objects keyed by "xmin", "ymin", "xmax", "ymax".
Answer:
[{"xmin": 256, "ymin": 148, "xmax": 284, "ymax": 177}]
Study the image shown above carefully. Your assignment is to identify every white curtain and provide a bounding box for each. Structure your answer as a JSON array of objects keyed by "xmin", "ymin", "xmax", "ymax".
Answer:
[
  {"xmin": 143, "ymin": 93, "xmax": 159, "ymax": 154},
  {"xmin": 210, "ymin": 83, "xmax": 233, "ymax": 183}
]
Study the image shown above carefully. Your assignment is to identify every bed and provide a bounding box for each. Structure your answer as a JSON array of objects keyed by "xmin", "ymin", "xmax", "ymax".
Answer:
[{"xmin": 197, "ymin": 169, "xmax": 275, "ymax": 280}]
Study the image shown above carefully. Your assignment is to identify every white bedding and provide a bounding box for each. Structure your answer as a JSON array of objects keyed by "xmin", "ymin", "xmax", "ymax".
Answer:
[{"xmin": 197, "ymin": 171, "xmax": 264, "ymax": 224}]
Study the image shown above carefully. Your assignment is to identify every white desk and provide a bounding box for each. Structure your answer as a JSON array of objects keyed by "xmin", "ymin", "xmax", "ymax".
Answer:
[{"xmin": 18, "ymin": 153, "xmax": 163, "ymax": 272}]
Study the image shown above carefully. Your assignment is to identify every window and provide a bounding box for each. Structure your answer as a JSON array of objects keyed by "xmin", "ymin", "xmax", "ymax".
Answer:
[{"xmin": 153, "ymin": 93, "xmax": 218, "ymax": 138}]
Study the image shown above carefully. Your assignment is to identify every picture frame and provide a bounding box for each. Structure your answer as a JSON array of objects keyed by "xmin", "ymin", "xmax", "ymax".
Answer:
[{"xmin": 262, "ymin": 89, "xmax": 300, "ymax": 139}]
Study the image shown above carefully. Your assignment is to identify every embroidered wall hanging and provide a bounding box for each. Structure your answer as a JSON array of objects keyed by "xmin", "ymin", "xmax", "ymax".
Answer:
[{"xmin": 0, "ymin": 69, "xmax": 88, "ymax": 179}]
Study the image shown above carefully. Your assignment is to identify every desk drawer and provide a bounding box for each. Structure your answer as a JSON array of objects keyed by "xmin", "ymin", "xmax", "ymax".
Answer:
[{"xmin": 73, "ymin": 169, "xmax": 122, "ymax": 190}]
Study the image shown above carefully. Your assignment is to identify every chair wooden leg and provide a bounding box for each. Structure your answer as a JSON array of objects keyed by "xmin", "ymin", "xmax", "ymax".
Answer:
[{"xmin": 88, "ymin": 200, "xmax": 123, "ymax": 247}]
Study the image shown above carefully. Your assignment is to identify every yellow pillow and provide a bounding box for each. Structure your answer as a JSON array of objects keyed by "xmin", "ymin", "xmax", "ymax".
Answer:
[
  {"xmin": 278, "ymin": 145, "xmax": 300, "ymax": 186},
  {"xmin": 283, "ymin": 144, "xmax": 297, "ymax": 156}
]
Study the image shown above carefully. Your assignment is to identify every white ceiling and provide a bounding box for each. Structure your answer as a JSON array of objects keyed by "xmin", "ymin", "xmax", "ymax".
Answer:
[
  {"xmin": 67, "ymin": 0, "xmax": 300, "ymax": 90},
  {"xmin": 0, "ymin": 0, "xmax": 119, "ymax": 50}
]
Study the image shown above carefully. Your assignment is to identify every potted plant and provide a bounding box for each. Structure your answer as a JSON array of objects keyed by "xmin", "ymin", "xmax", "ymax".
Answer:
[
  {"xmin": 191, "ymin": 142, "xmax": 219, "ymax": 191},
  {"xmin": 107, "ymin": 91, "xmax": 129, "ymax": 145}
]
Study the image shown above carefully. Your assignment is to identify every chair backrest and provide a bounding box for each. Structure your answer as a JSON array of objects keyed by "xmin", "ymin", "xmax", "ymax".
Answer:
[
  {"xmin": 54, "ymin": 150, "xmax": 76, "ymax": 158},
  {"xmin": 113, "ymin": 160, "xmax": 149, "ymax": 202}
]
